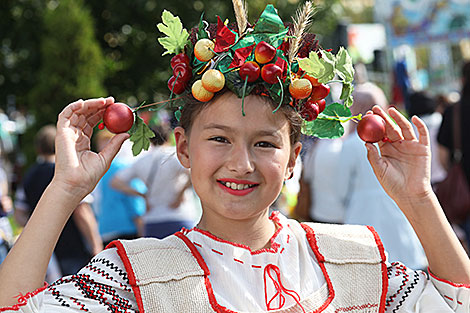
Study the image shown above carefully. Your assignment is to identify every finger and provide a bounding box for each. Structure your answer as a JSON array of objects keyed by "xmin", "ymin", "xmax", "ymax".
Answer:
[
  {"xmin": 99, "ymin": 133, "xmax": 130, "ymax": 167},
  {"xmin": 365, "ymin": 143, "xmax": 386, "ymax": 182},
  {"xmin": 58, "ymin": 99, "xmax": 84, "ymax": 124},
  {"xmin": 75, "ymin": 98, "xmax": 107, "ymax": 115},
  {"xmin": 372, "ymin": 105, "xmax": 403, "ymax": 141},
  {"xmin": 388, "ymin": 107, "xmax": 416, "ymax": 141},
  {"xmin": 411, "ymin": 115, "xmax": 430, "ymax": 146}
]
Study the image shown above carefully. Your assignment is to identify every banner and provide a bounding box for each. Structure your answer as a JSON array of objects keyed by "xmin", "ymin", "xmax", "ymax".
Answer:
[{"xmin": 375, "ymin": 0, "xmax": 470, "ymax": 47}]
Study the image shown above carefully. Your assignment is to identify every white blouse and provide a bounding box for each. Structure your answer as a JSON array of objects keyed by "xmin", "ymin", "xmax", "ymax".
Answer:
[{"xmin": 1, "ymin": 214, "xmax": 469, "ymax": 312}]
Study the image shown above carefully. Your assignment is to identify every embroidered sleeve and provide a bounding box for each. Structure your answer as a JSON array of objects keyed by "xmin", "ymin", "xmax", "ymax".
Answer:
[
  {"xmin": 385, "ymin": 262, "xmax": 469, "ymax": 312},
  {"xmin": 0, "ymin": 248, "xmax": 138, "ymax": 313}
]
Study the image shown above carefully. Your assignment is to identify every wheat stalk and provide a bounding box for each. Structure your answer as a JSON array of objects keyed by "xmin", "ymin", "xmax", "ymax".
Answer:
[
  {"xmin": 232, "ymin": 0, "xmax": 248, "ymax": 35},
  {"xmin": 288, "ymin": 0, "xmax": 315, "ymax": 64}
]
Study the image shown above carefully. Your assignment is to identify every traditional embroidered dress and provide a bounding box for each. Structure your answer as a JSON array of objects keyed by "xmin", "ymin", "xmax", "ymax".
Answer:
[{"xmin": 1, "ymin": 213, "xmax": 468, "ymax": 313}]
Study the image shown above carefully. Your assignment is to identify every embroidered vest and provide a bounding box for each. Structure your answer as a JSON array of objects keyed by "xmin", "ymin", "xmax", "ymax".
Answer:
[{"xmin": 111, "ymin": 219, "xmax": 388, "ymax": 313}]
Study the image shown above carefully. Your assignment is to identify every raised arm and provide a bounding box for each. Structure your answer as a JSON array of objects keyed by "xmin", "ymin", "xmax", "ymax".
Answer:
[
  {"xmin": 365, "ymin": 106, "xmax": 470, "ymax": 284},
  {"xmin": 0, "ymin": 97, "xmax": 129, "ymax": 307}
]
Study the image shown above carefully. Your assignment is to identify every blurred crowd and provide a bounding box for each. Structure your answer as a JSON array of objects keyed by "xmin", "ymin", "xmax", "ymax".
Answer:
[{"xmin": 0, "ymin": 61, "xmax": 469, "ymax": 275}]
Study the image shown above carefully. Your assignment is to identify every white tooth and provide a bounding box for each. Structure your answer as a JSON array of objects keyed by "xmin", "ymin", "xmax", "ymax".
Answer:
[
  {"xmin": 237, "ymin": 184, "xmax": 244, "ymax": 190},
  {"xmin": 225, "ymin": 182, "xmax": 231, "ymax": 188},
  {"xmin": 230, "ymin": 182, "xmax": 237, "ymax": 189}
]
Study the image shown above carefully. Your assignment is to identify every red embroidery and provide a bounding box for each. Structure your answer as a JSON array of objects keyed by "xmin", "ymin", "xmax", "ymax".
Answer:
[
  {"xmin": 211, "ymin": 249, "xmax": 224, "ymax": 255},
  {"xmin": 252, "ymin": 265, "xmax": 262, "ymax": 269},
  {"xmin": 335, "ymin": 303, "xmax": 378, "ymax": 312},
  {"xmin": 428, "ymin": 268, "xmax": 470, "ymax": 289},
  {"xmin": 444, "ymin": 295, "xmax": 454, "ymax": 301},
  {"xmin": 0, "ymin": 282, "xmax": 48, "ymax": 312},
  {"xmin": 366, "ymin": 225, "xmax": 389, "ymax": 313},
  {"xmin": 233, "ymin": 258, "xmax": 244, "ymax": 264},
  {"xmin": 280, "ymin": 248, "xmax": 285, "ymax": 254},
  {"xmin": 186, "ymin": 211, "xmax": 283, "ymax": 255},
  {"xmin": 194, "ymin": 242, "xmax": 202, "ymax": 248},
  {"xmin": 108, "ymin": 240, "xmax": 145, "ymax": 313},
  {"xmin": 263, "ymin": 264, "xmax": 306, "ymax": 312}
]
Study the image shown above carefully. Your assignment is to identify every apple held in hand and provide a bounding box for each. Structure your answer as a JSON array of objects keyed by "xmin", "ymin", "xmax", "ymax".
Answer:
[
  {"xmin": 103, "ymin": 103, "xmax": 134, "ymax": 134},
  {"xmin": 357, "ymin": 114, "xmax": 386, "ymax": 143}
]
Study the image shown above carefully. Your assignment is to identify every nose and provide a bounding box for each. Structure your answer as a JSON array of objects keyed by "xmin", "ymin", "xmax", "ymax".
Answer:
[{"xmin": 227, "ymin": 143, "xmax": 255, "ymax": 175}]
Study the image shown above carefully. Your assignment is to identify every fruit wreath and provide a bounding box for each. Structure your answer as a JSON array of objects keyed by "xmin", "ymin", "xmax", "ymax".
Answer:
[{"xmin": 102, "ymin": 0, "xmax": 383, "ymax": 156}]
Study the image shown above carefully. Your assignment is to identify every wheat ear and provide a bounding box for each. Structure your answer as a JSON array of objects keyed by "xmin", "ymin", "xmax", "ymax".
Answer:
[
  {"xmin": 288, "ymin": 1, "xmax": 315, "ymax": 64},
  {"xmin": 232, "ymin": 0, "xmax": 248, "ymax": 35}
]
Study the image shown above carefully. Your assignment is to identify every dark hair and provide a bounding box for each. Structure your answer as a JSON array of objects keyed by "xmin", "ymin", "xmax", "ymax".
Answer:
[
  {"xmin": 35, "ymin": 125, "xmax": 56, "ymax": 155},
  {"xmin": 178, "ymin": 90, "xmax": 302, "ymax": 145},
  {"xmin": 408, "ymin": 91, "xmax": 437, "ymax": 117},
  {"xmin": 150, "ymin": 124, "xmax": 170, "ymax": 146}
]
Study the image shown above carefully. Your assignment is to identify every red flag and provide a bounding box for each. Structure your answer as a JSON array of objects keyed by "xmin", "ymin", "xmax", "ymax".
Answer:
[{"xmin": 214, "ymin": 16, "xmax": 237, "ymax": 53}]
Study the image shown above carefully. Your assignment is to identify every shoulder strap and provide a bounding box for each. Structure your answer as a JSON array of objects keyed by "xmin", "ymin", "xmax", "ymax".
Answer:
[{"xmin": 301, "ymin": 222, "xmax": 385, "ymax": 264}]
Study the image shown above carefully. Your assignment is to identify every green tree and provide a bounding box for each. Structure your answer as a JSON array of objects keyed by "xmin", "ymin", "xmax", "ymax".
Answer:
[{"xmin": 29, "ymin": 0, "xmax": 106, "ymax": 125}]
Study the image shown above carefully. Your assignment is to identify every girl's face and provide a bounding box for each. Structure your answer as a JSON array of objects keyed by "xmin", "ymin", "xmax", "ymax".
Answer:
[{"xmin": 175, "ymin": 92, "xmax": 301, "ymax": 223}]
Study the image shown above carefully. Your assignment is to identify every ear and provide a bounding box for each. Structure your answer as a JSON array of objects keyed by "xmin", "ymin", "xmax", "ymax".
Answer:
[
  {"xmin": 174, "ymin": 126, "xmax": 190, "ymax": 169},
  {"xmin": 285, "ymin": 142, "xmax": 302, "ymax": 180}
]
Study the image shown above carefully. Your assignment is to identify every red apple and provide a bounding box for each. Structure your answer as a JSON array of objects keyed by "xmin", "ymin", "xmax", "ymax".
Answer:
[
  {"xmin": 261, "ymin": 64, "xmax": 282, "ymax": 85},
  {"xmin": 167, "ymin": 75, "xmax": 186, "ymax": 94},
  {"xmin": 239, "ymin": 61, "xmax": 260, "ymax": 83},
  {"xmin": 172, "ymin": 63, "xmax": 192, "ymax": 83},
  {"xmin": 103, "ymin": 103, "xmax": 134, "ymax": 134},
  {"xmin": 316, "ymin": 99, "xmax": 326, "ymax": 113},
  {"xmin": 255, "ymin": 41, "xmax": 277, "ymax": 64},
  {"xmin": 171, "ymin": 53, "xmax": 190, "ymax": 68},
  {"xmin": 310, "ymin": 84, "xmax": 330, "ymax": 102},
  {"xmin": 300, "ymin": 102, "xmax": 320, "ymax": 121},
  {"xmin": 357, "ymin": 114, "xmax": 386, "ymax": 143}
]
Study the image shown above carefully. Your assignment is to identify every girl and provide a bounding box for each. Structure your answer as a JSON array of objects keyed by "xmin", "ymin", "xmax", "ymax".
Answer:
[
  {"xmin": 0, "ymin": 92, "xmax": 469, "ymax": 312},
  {"xmin": 1, "ymin": 2, "xmax": 469, "ymax": 312}
]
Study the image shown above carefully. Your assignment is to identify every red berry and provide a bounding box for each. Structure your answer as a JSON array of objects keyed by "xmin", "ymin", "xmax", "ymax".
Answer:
[
  {"xmin": 98, "ymin": 122, "xmax": 105, "ymax": 130},
  {"xmin": 172, "ymin": 63, "xmax": 192, "ymax": 83},
  {"xmin": 261, "ymin": 64, "xmax": 282, "ymax": 85},
  {"xmin": 357, "ymin": 114, "xmax": 386, "ymax": 143},
  {"xmin": 103, "ymin": 103, "xmax": 134, "ymax": 134},
  {"xmin": 304, "ymin": 73, "xmax": 321, "ymax": 87},
  {"xmin": 239, "ymin": 61, "xmax": 260, "ymax": 83},
  {"xmin": 310, "ymin": 84, "xmax": 330, "ymax": 102},
  {"xmin": 254, "ymin": 41, "xmax": 277, "ymax": 64},
  {"xmin": 316, "ymin": 99, "xmax": 326, "ymax": 113},
  {"xmin": 171, "ymin": 53, "xmax": 190, "ymax": 68},
  {"xmin": 300, "ymin": 102, "xmax": 320, "ymax": 121},
  {"xmin": 167, "ymin": 75, "xmax": 186, "ymax": 94}
]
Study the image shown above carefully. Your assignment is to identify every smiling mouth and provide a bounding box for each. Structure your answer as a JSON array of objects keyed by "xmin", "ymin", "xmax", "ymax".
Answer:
[{"xmin": 218, "ymin": 180, "xmax": 258, "ymax": 191}]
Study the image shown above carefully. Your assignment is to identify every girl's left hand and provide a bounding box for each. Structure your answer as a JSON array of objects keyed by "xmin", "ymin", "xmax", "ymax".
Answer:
[{"xmin": 365, "ymin": 106, "xmax": 433, "ymax": 206}]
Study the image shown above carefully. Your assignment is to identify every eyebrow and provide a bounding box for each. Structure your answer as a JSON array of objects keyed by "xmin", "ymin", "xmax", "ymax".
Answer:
[{"xmin": 203, "ymin": 123, "xmax": 283, "ymax": 139}]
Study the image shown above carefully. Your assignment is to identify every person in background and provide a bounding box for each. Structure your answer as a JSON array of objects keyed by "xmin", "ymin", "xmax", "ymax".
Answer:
[
  {"xmin": 0, "ymin": 155, "xmax": 13, "ymax": 264},
  {"xmin": 111, "ymin": 124, "xmax": 199, "ymax": 239},
  {"xmin": 337, "ymin": 84, "xmax": 428, "ymax": 270},
  {"xmin": 295, "ymin": 137, "xmax": 345, "ymax": 223},
  {"xmin": 14, "ymin": 125, "xmax": 103, "ymax": 275},
  {"xmin": 438, "ymin": 61, "xmax": 470, "ymax": 252},
  {"xmin": 408, "ymin": 91, "xmax": 447, "ymax": 187},
  {"xmin": 92, "ymin": 129, "xmax": 145, "ymax": 247}
]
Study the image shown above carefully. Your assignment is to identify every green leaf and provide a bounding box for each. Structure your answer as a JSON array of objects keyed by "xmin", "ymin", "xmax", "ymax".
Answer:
[
  {"xmin": 128, "ymin": 115, "xmax": 155, "ymax": 156},
  {"xmin": 318, "ymin": 50, "xmax": 336, "ymax": 83},
  {"xmin": 157, "ymin": 10, "xmax": 189, "ymax": 56},
  {"xmin": 225, "ymin": 71, "xmax": 256, "ymax": 98},
  {"xmin": 335, "ymin": 47, "xmax": 354, "ymax": 83},
  {"xmin": 302, "ymin": 118, "xmax": 344, "ymax": 138},
  {"xmin": 197, "ymin": 13, "xmax": 209, "ymax": 40},
  {"xmin": 298, "ymin": 50, "xmax": 336, "ymax": 84},
  {"xmin": 321, "ymin": 102, "xmax": 352, "ymax": 118}
]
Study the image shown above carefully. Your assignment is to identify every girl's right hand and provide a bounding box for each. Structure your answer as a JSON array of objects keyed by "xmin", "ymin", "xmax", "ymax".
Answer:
[{"xmin": 53, "ymin": 97, "xmax": 129, "ymax": 200}]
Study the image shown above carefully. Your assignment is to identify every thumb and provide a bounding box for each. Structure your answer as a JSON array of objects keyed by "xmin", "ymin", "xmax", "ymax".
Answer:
[
  {"xmin": 365, "ymin": 143, "xmax": 386, "ymax": 181},
  {"xmin": 99, "ymin": 133, "xmax": 130, "ymax": 167}
]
